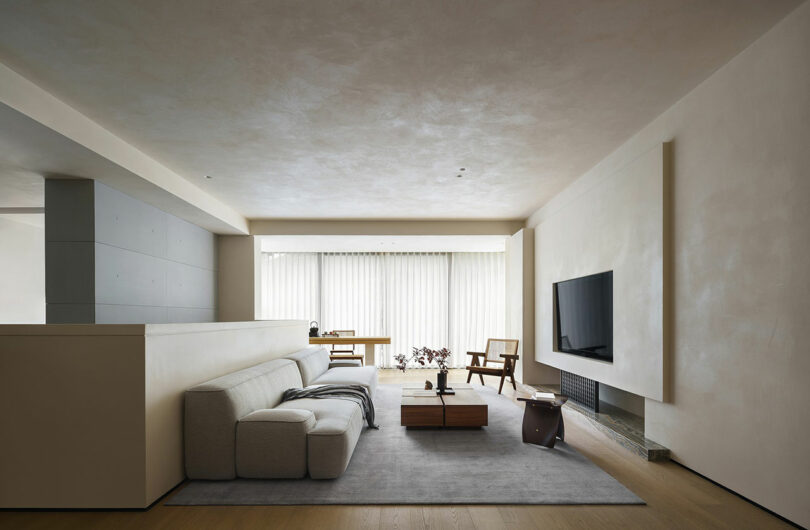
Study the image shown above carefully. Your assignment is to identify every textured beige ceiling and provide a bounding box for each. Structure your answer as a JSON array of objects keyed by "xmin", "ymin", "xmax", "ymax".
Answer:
[{"xmin": 0, "ymin": 0, "xmax": 801, "ymax": 220}]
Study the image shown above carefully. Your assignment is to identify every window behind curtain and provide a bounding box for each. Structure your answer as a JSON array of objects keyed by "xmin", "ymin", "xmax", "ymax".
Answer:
[
  {"xmin": 384, "ymin": 253, "xmax": 449, "ymax": 368},
  {"xmin": 449, "ymin": 252, "xmax": 506, "ymax": 368},
  {"xmin": 261, "ymin": 251, "xmax": 505, "ymax": 368},
  {"xmin": 321, "ymin": 253, "xmax": 384, "ymax": 337},
  {"xmin": 260, "ymin": 252, "xmax": 319, "ymax": 321}
]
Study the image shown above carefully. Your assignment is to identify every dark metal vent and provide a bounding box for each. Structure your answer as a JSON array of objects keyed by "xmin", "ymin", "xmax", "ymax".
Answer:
[{"xmin": 561, "ymin": 371, "xmax": 599, "ymax": 412}]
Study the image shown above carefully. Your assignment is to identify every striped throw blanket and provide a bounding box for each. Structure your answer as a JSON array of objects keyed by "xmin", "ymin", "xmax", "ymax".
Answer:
[{"xmin": 281, "ymin": 384, "xmax": 379, "ymax": 429}]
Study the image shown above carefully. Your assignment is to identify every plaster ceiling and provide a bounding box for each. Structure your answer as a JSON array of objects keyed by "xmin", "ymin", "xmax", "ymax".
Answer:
[
  {"xmin": 0, "ymin": 0, "xmax": 801, "ymax": 220},
  {"xmin": 0, "ymin": 102, "xmax": 246, "ymax": 233}
]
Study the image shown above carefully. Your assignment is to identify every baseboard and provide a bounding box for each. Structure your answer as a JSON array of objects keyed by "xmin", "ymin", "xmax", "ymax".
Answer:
[
  {"xmin": 672, "ymin": 461, "xmax": 803, "ymax": 529},
  {"xmin": 0, "ymin": 480, "xmax": 183, "ymax": 512}
]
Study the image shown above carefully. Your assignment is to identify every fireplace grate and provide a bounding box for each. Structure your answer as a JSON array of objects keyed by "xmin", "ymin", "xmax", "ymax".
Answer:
[{"xmin": 561, "ymin": 371, "xmax": 599, "ymax": 412}]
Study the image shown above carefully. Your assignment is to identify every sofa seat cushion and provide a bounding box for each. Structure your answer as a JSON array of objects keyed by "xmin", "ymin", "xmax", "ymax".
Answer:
[
  {"xmin": 275, "ymin": 397, "xmax": 364, "ymax": 479},
  {"xmin": 311, "ymin": 366, "xmax": 378, "ymax": 399},
  {"xmin": 275, "ymin": 397, "xmax": 360, "ymax": 425}
]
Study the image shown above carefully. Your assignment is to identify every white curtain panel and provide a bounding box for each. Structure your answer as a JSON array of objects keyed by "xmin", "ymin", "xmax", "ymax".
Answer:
[
  {"xmin": 449, "ymin": 252, "xmax": 506, "ymax": 368},
  {"xmin": 260, "ymin": 251, "xmax": 505, "ymax": 369},
  {"xmin": 383, "ymin": 253, "xmax": 449, "ymax": 369},
  {"xmin": 321, "ymin": 253, "xmax": 385, "ymax": 337},
  {"xmin": 260, "ymin": 252, "xmax": 319, "ymax": 321}
]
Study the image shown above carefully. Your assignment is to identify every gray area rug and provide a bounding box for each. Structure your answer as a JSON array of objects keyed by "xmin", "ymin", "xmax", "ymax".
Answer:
[{"xmin": 167, "ymin": 384, "xmax": 643, "ymax": 505}]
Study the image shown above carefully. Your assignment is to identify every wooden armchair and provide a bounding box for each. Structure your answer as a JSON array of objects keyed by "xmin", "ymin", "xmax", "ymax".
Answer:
[
  {"xmin": 329, "ymin": 330, "xmax": 364, "ymax": 366},
  {"xmin": 466, "ymin": 338, "xmax": 519, "ymax": 394}
]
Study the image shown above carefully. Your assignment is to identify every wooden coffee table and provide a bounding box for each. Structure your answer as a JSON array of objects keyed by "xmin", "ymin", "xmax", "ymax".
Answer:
[{"xmin": 401, "ymin": 384, "xmax": 488, "ymax": 428}]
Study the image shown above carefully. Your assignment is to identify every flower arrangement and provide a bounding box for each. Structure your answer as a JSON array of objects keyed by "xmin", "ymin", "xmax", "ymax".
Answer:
[{"xmin": 395, "ymin": 346, "xmax": 452, "ymax": 373}]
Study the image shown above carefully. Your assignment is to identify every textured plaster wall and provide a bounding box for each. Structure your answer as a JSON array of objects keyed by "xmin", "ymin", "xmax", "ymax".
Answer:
[
  {"xmin": 529, "ymin": 3, "xmax": 810, "ymax": 525},
  {"xmin": 532, "ymin": 144, "xmax": 665, "ymax": 401}
]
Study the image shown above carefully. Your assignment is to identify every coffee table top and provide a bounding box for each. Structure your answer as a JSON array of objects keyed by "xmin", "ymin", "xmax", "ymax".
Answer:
[
  {"xmin": 441, "ymin": 387, "xmax": 486, "ymax": 406},
  {"xmin": 401, "ymin": 384, "xmax": 486, "ymax": 406},
  {"xmin": 401, "ymin": 386, "xmax": 442, "ymax": 407}
]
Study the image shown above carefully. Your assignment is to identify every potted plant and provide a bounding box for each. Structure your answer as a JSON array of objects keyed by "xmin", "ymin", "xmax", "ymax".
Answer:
[{"xmin": 395, "ymin": 346, "xmax": 452, "ymax": 393}]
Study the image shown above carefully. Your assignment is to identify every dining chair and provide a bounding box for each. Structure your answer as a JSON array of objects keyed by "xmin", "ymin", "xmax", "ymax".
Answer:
[{"xmin": 329, "ymin": 329, "xmax": 364, "ymax": 366}]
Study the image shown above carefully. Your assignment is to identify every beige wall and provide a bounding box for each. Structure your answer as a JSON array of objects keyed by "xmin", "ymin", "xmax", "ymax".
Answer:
[
  {"xmin": 0, "ymin": 216, "xmax": 45, "ymax": 323},
  {"xmin": 217, "ymin": 235, "xmax": 261, "ymax": 321},
  {"xmin": 0, "ymin": 325, "xmax": 147, "ymax": 508},
  {"xmin": 506, "ymin": 228, "xmax": 558, "ymax": 385},
  {"xmin": 250, "ymin": 219, "xmax": 524, "ymax": 236},
  {"xmin": 531, "ymin": 144, "xmax": 666, "ymax": 401},
  {"xmin": 0, "ymin": 320, "xmax": 308, "ymax": 508},
  {"xmin": 528, "ymin": 3, "xmax": 810, "ymax": 525}
]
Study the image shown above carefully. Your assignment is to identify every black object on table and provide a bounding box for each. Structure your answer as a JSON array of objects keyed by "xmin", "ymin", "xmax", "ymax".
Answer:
[{"xmin": 517, "ymin": 395, "xmax": 568, "ymax": 448}]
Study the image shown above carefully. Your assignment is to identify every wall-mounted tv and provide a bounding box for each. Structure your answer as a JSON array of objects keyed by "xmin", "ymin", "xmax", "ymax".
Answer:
[{"xmin": 554, "ymin": 271, "xmax": 613, "ymax": 362}]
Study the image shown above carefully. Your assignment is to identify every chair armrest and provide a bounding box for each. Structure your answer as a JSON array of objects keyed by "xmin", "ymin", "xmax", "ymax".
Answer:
[
  {"xmin": 500, "ymin": 354, "xmax": 520, "ymax": 360},
  {"xmin": 467, "ymin": 351, "xmax": 486, "ymax": 358}
]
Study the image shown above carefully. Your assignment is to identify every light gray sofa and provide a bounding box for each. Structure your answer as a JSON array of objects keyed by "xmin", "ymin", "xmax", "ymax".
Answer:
[{"xmin": 184, "ymin": 347, "xmax": 376, "ymax": 480}]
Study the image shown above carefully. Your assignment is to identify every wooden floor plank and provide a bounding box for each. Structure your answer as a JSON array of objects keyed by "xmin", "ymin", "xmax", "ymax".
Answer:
[{"xmin": 0, "ymin": 369, "xmax": 792, "ymax": 529}]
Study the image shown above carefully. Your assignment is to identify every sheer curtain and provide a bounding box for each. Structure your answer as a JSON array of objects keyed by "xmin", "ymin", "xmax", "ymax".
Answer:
[
  {"xmin": 449, "ymin": 252, "xmax": 506, "ymax": 368},
  {"xmin": 321, "ymin": 253, "xmax": 385, "ymax": 336},
  {"xmin": 260, "ymin": 251, "xmax": 504, "ymax": 368},
  {"xmin": 260, "ymin": 252, "xmax": 319, "ymax": 321},
  {"xmin": 383, "ymin": 253, "xmax": 449, "ymax": 368}
]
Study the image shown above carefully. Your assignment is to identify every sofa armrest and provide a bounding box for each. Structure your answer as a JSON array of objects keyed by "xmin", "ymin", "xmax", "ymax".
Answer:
[{"xmin": 236, "ymin": 408, "xmax": 316, "ymax": 479}]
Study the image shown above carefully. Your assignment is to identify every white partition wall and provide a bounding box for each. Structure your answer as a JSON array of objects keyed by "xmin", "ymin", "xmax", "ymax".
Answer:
[{"xmin": 0, "ymin": 320, "xmax": 308, "ymax": 508}]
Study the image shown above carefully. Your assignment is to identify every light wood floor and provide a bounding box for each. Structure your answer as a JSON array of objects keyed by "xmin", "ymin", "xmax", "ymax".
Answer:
[{"xmin": 0, "ymin": 369, "xmax": 791, "ymax": 529}]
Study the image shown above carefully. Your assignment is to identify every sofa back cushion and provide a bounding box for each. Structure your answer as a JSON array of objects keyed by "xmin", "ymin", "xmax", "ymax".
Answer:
[
  {"xmin": 285, "ymin": 346, "xmax": 330, "ymax": 386},
  {"xmin": 184, "ymin": 358, "xmax": 303, "ymax": 479}
]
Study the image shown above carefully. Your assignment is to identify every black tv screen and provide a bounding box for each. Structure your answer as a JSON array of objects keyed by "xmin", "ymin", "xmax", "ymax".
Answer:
[{"xmin": 554, "ymin": 271, "xmax": 613, "ymax": 362}]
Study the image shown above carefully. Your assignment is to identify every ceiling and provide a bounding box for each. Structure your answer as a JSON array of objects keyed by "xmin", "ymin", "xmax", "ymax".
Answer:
[
  {"xmin": 0, "ymin": 0, "xmax": 801, "ymax": 220},
  {"xmin": 0, "ymin": 101, "xmax": 246, "ymax": 233}
]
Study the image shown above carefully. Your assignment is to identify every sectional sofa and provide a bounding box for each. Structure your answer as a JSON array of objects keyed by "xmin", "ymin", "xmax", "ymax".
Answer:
[{"xmin": 184, "ymin": 346, "xmax": 378, "ymax": 480}]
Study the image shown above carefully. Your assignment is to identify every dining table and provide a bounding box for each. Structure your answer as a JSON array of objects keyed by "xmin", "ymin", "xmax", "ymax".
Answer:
[{"xmin": 308, "ymin": 336, "xmax": 391, "ymax": 366}]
